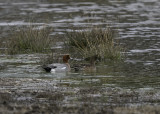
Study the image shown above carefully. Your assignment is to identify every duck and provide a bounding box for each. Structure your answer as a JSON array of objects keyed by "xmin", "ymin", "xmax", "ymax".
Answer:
[
  {"xmin": 72, "ymin": 55, "xmax": 98, "ymax": 72},
  {"xmin": 42, "ymin": 54, "xmax": 71, "ymax": 73}
]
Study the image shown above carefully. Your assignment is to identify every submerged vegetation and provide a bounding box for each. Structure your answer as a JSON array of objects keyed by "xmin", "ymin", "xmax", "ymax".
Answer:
[
  {"xmin": 5, "ymin": 25, "xmax": 52, "ymax": 54},
  {"xmin": 65, "ymin": 27, "xmax": 123, "ymax": 62}
]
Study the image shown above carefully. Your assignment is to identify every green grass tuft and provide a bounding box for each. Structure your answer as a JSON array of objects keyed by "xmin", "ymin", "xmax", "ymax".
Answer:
[
  {"xmin": 5, "ymin": 24, "xmax": 52, "ymax": 54},
  {"xmin": 66, "ymin": 27, "xmax": 123, "ymax": 62}
]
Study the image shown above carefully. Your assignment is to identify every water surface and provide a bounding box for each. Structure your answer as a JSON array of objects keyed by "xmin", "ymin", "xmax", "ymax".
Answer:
[{"xmin": 0, "ymin": 0, "xmax": 160, "ymax": 110}]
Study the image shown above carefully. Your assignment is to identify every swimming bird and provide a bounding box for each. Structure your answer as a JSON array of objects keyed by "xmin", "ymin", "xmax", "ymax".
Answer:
[
  {"xmin": 42, "ymin": 55, "xmax": 71, "ymax": 73},
  {"xmin": 72, "ymin": 55, "xmax": 98, "ymax": 72}
]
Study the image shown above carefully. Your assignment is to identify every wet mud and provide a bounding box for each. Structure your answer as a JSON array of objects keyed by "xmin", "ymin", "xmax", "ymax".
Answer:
[{"xmin": 0, "ymin": 78, "xmax": 160, "ymax": 114}]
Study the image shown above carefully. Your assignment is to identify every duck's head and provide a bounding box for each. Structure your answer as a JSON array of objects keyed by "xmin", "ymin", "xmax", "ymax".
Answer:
[{"xmin": 63, "ymin": 55, "xmax": 70, "ymax": 63}]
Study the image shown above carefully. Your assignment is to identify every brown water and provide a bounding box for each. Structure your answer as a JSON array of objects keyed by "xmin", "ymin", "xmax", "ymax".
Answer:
[{"xmin": 0, "ymin": 0, "xmax": 160, "ymax": 111}]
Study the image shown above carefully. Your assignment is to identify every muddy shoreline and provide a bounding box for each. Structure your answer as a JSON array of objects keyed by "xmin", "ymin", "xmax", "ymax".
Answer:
[
  {"xmin": 0, "ymin": 77, "xmax": 113, "ymax": 113},
  {"xmin": 0, "ymin": 77, "xmax": 160, "ymax": 114}
]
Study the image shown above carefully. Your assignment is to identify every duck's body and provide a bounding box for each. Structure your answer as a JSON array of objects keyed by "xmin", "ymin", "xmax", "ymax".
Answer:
[
  {"xmin": 72, "ymin": 55, "xmax": 97, "ymax": 72},
  {"xmin": 43, "ymin": 55, "xmax": 70, "ymax": 73},
  {"xmin": 72, "ymin": 63, "xmax": 96, "ymax": 72}
]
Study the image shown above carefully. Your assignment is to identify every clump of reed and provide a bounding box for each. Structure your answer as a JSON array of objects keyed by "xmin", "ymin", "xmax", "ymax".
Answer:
[
  {"xmin": 5, "ymin": 25, "xmax": 52, "ymax": 54},
  {"xmin": 65, "ymin": 27, "xmax": 123, "ymax": 62}
]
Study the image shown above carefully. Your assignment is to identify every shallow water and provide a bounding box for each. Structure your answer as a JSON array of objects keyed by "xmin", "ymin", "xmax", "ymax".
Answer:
[{"xmin": 0, "ymin": 0, "xmax": 160, "ymax": 110}]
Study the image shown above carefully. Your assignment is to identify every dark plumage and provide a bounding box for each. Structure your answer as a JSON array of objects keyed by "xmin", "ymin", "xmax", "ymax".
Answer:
[{"xmin": 42, "ymin": 65, "xmax": 57, "ymax": 72}]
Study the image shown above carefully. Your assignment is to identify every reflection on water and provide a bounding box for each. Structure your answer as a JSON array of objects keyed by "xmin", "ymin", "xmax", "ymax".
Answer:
[{"xmin": 0, "ymin": 0, "xmax": 160, "ymax": 108}]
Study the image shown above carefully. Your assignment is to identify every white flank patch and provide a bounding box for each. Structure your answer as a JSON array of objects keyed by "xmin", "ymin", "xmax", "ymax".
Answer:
[
  {"xmin": 61, "ymin": 67, "xmax": 66, "ymax": 70},
  {"xmin": 51, "ymin": 69, "xmax": 56, "ymax": 73}
]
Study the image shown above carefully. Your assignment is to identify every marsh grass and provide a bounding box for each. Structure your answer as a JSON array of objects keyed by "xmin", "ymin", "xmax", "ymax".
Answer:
[
  {"xmin": 66, "ymin": 27, "xmax": 123, "ymax": 62},
  {"xmin": 5, "ymin": 25, "xmax": 52, "ymax": 54}
]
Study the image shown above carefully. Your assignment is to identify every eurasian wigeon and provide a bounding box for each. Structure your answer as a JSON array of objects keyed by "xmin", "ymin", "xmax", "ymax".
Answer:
[
  {"xmin": 43, "ymin": 55, "xmax": 71, "ymax": 73},
  {"xmin": 72, "ymin": 55, "xmax": 98, "ymax": 72}
]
